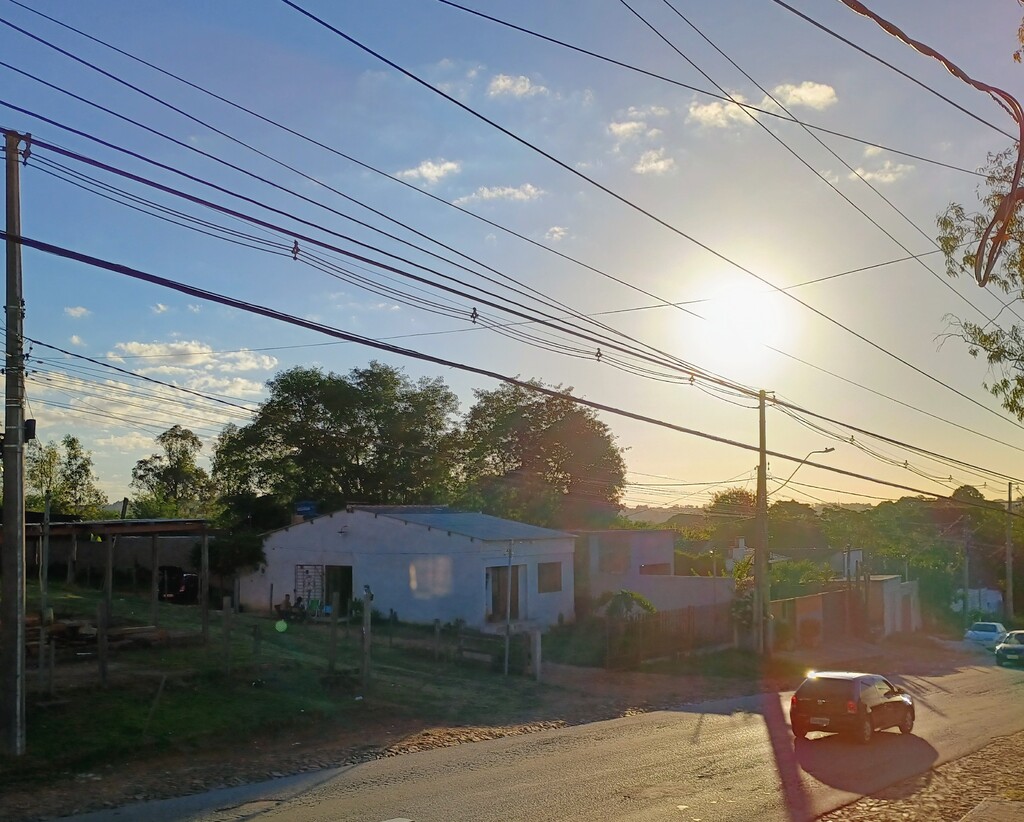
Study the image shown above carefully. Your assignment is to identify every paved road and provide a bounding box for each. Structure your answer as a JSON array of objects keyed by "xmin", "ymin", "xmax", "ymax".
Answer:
[{"xmin": 57, "ymin": 659, "xmax": 1024, "ymax": 822}]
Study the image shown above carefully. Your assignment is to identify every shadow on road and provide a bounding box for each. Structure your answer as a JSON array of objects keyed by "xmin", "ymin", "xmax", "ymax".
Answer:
[{"xmin": 794, "ymin": 729, "xmax": 938, "ymax": 795}]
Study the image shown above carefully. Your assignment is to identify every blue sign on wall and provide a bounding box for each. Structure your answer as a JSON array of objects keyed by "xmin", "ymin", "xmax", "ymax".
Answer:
[{"xmin": 295, "ymin": 500, "xmax": 319, "ymax": 519}]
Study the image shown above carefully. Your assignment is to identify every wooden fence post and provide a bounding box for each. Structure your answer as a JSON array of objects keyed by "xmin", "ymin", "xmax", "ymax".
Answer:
[
  {"xmin": 433, "ymin": 619, "xmax": 441, "ymax": 662},
  {"xmin": 97, "ymin": 602, "xmax": 108, "ymax": 687},
  {"xmin": 328, "ymin": 592, "xmax": 340, "ymax": 673},
  {"xmin": 150, "ymin": 535, "xmax": 159, "ymax": 629},
  {"xmin": 361, "ymin": 587, "xmax": 373, "ymax": 688},
  {"xmin": 222, "ymin": 596, "xmax": 232, "ymax": 675},
  {"xmin": 200, "ymin": 532, "xmax": 209, "ymax": 645}
]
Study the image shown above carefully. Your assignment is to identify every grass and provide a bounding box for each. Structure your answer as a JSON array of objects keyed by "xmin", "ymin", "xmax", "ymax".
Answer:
[
  {"xmin": 1, "ymin": 581, "xmax": 549, "ymax": 783},
  {"xmin": 641, "ymin": 647, "xmax": 809, "ymax": 680}
]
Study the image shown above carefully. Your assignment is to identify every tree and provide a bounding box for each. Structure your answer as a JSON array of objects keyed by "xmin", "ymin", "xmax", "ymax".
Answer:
[
  {"xmin": 456, "ymin": 381, "xmax": 626, "ymax": 529},
  {"xmin": 131, "ymin": 425, "xmax": 214, "ymax": 518},
  {"xmin": 26, "ymin": 435, "xmax": 107, "ymax": 518},
  {"xmin": 937, "ymin": 149, "xmax": 1024, "ymax": 416},
  {"xmin": 703, "ymin": 487, "xmax": 756, "ymax": 551},
  {"xmin": 212, "ymin": 362, "xmax": 461, "ymax": 518}
]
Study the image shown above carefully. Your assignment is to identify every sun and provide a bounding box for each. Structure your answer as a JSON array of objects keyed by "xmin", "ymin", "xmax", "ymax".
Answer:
[{"xmin": 686, "ymin": 281, "xmax": 798, "ymax": 379}]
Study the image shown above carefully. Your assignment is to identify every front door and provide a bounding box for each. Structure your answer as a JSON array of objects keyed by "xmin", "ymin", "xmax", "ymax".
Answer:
[{"xmin": 489, "ymin": 564, "xmax": 521, "ymax": 622}]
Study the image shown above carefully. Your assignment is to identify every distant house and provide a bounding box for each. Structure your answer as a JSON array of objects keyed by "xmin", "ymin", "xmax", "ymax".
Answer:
[{"xmin": 237, "ymin": 505, "xmax": 575, "ymax": 631}]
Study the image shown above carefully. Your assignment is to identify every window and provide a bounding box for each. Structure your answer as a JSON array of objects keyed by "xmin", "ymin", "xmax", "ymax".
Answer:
[
  {"xmin": 538, "ymin": 561, "xmax": 562, "ymax": 593},
  {"xmin": 598, "ymin": 545, "xmax": 630, "ymax": 574},
  {"xmin": 639, "ymin": 563, "xmax": 671, "ymax": 576}
]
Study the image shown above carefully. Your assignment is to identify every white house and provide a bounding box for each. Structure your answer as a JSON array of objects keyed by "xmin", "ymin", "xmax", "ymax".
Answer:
[{"xmin": 238, "ymin": 505, "xmax": 576, "ymax": 631}]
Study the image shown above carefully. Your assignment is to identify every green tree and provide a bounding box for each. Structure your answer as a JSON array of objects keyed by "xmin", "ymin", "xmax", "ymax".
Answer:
[
  {"xmin": 212, "ymin": 362, "xmax": 460, "ymax": 517},
  {"xmin": 26, "ymin": 435, "xmax": 107, "ymax": 517},
  {"xmin": 703, "ymin": 487, "xmax": 756, "ymax": 551},
  {"xmin": 456, "ymin": 381, "xmax": 626, "ymax": 529},
  {"xmin": 131, "ymin": 425, "xmax": 214, "ymax": 518}
]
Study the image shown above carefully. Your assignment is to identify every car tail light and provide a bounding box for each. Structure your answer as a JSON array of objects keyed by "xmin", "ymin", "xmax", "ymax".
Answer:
[
  {"xmin": 790, "ymin": 695, "xmax": 797, "ymax": 712},
  {"xmin": 846, "ymin": 699, "xmax": 857, "ymax": 714}
]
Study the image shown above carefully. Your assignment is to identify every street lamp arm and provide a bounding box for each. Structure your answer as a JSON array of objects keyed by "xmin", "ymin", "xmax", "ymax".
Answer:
[{"xmin": 770, "ymin": 447, "xmax": 835, "ymax": 497}]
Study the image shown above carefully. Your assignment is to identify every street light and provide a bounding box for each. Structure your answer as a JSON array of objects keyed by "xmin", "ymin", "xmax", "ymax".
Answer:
[{"xmin": 770, "ymin": 447, "xmax": 835, "ymax": 497}]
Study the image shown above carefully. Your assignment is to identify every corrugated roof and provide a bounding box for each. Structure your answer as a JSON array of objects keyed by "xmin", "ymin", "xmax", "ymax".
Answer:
[{"xmin": 357, "ymin": 506, "xmax": 572, "ymax": 542}]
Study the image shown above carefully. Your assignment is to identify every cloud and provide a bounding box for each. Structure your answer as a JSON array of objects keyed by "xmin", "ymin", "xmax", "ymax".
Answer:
[
  {"xmin": 152, "ymin": 303, "xmax": 169, "ymax": 314},
  {"xmin": 849, "ymin": 159, "xmax": 915, "ymax": 184},
  {"xmin": 772, "ymin": 81, "xmax": 837, "ymax": 110},
  {"xmin": 633, "ymin": 148, "xmax": 676, "ymax": 176},
  {"xmin": 488, "ymin": 74, "xmax": 548, "ymax": 98},
  {"xmin": 95, "ymin": 431, "xmax": 158, "ymax": 453},
  {"xmin": 687, "ymin": 94, "xmax": 752, "ymax": 128},
  {"xmin": 863, "ymin": 145, "xmax": 883, "ymax": 158},
  {"xmin": 188, "ymin": 304, "xmax": 202, "ymax": 313},
  {"xmin": 627, "ymin": 105, "xmax": 670, "ymax": 118},
  {"xmin": 397, "ymin": 158, "xmax": 461, "ymax": 185},
  {"xmin": 69, "ymin": 335, "xmax": 84, "ymax": 347},
  {"xmin": 453, "ymin": 183, "xmax": 544, "ymax": 206},
  {"xmin": 608, "ymin": 121, "xmax": 646, "ymax": 143},
  {"xmin": 64, "ymin": 306, "xmax": 90, "ymax": 319},
  {"xmin": 546, "ymin": 226, "xmax": 568, "ymax": 242}
]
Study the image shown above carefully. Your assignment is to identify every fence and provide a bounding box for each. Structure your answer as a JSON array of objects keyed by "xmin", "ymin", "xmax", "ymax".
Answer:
[{"xmin": 605, "ymin": 601, "xmax": 733, "ymax": 668}]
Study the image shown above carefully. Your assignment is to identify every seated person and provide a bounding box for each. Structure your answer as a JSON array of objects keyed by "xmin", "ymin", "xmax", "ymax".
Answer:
[
  {"xmin": 275, "ymin": 594, "xmax": 293, "ymax": 620},
  {"xmin": 294, "ymin": 596, "xmax": 308, "ymax": 621}
]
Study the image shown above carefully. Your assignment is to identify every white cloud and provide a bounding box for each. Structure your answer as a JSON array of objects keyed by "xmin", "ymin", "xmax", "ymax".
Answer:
[
  {"xmin": 69, "ymin": 335, "xmax": 84, "ymax": 347},
  {"xmin": 152, "ymin": 303, "xmax": 169, "ymax": 314},
  {"xmin": 488, "ymin": 74, "xmax": 548, "ymax": 98},
  {"xmin": 546, "ymin": 226, "xmax": 568, "ymax": 242},
  {"xmin": 820, "ymin": 169, "xmax": 841, "ymax": 185},
  {"xmin": 863, "ymin": 145, "xmax": 883, "ymax": 158},
  {"xmin": 646, "ymin": 128, "xmax": 663, "ymax": 139},
  {"xmin": 633, "ymin": 148, "xmax": 676, "ymax": 176},
  {"xmin": 64, "ymin": 306, "xmax": 90, "ymax": 319},
  {"xmin": 112, "ymin": 340, "xmax": 213, "ymax": 365},
  {"xmin": 95, "ymin": 432, "xmax": 157, "ymax": 453},
  {"xmin": 849, "ymin": 159, "xmax": 915, "ymax": 184},
  {"xmin": 772, "ymin": 81, "xmax": 837, "ymax": 110},
  {"xmin": 397, "ymin": 158, "xmax": 461, "ymax": 185},
  {"xmin": 687, "ymin": 95, "xmax": 752, "ymax": 128},
  {"xmin": 608, "ymin": 121, "xmax": 646, "ymax": 141},
  {"xmin": 188, "ymin": 304, "xmax": 202, "ymax": 313},
  {"xmin": 453, "ymin": 183, "xmax": 544, "ymax": 206},
  {"xmin": 627, "ymin": 105, "xmax": 670, "ymax": 118}
]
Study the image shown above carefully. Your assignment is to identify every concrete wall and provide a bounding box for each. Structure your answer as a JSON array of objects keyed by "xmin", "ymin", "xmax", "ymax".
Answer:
[
  {"xmin": 238, "ymin": 509, "xmax": 575, "ymax": 630},
  {"xmin": 609, "ymin": 575, "xmax": 734, "ymax": 612}
]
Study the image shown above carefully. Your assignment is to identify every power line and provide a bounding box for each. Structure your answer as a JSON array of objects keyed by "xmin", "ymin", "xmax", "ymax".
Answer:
[
  {"xmin": 432, "ymin": 0, "xmax": 988, "ymax": 178},
  {"xmin": 9, "ymin": 227, "xmax": 1024, "ymax": 516},
  {"xmin": 274, "ymin": 1, "xmax": 1024, "ymax": 434}
]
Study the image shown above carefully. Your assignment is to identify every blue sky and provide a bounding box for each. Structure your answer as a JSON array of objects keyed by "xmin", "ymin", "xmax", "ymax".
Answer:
[{"xmin": 2, "ymin": 0, "xmax": 1023, "ymax": 510}]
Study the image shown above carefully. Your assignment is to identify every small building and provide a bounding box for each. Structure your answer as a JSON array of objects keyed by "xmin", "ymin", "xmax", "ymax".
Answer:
[
  {"xmin": 868, "ymin": 574, "xmax": 921, "ymax": 637},
  {"xmin": 574, "ymin": 529, "xmax": 733, "ymax": 614},
  {"xmin": 238, "ymin": 505, "xmax": 575, "ymax": 631}
]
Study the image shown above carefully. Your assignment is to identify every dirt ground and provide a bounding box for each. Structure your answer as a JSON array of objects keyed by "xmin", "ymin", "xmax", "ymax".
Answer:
[{"xmin": 0, "ymin": 635, "xmax": 1013, "ymax": 821}]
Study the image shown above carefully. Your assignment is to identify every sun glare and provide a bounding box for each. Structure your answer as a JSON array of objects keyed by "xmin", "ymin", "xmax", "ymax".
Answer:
[{"xmin": 689, "ymin": 282, "xmax": 798, "ymax": 377}]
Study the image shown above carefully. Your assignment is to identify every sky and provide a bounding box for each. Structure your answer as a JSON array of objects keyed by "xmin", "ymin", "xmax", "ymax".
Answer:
[{"xmin": 2, "ymin": 0, "xmax": 1024, "ymax": 512}]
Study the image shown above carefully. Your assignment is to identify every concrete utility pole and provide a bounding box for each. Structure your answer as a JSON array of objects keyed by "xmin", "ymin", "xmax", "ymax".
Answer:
[
  {"xmin": 1, "ymin": 130, "xmax": 28, "ymax": 756},
  {"xmin": 504, "ymin": 543, "xmax": 514, "ymax": 675},
  {"xmin": 1007, "ymin": 483, "xmax": 1015, "ymax": 623},
  {"xmin": 754, "ymin": 390, "xmax": 769, "ymax": 656}
]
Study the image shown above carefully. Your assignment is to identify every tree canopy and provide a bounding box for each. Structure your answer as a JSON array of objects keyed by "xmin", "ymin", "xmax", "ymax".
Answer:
[
  {"xmin": 212, "ymin": 362, "xmax": 461, "ymax": 518},
  {"xmin": 131, "ymin": 425, "xmax": 214, "ymax": 518},
  {"xmin": 26, "ymin": 435, "xmax": 107, "ymax": 518},
  {"xmin": 455, "ymin": 381, "xmax": 626, "ymax": 529}
]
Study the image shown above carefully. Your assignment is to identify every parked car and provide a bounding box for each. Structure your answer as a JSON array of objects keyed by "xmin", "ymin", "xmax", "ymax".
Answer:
[
  {"xmin": 963, "ymin": 621, "xmax": 1007, "ymax": 649},
  {"xmin": 790, "ymin": 671, "xmax": 915, "ymax": 744},
  {"xmin": 995, "ymin": 630, "xmax": 1024, "ymax": 667}
]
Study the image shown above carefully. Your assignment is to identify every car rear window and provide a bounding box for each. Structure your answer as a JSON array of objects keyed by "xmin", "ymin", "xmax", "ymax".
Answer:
[
  {"xmin": 797, "ymin": 678, "xmax": 854, "ymax": 699},
  {"xmin": 971, "ymin": 623, "xmax": 997, "ymax": 632}
]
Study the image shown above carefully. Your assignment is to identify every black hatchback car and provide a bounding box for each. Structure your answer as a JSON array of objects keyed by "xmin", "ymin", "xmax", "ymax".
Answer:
[{"xmin": 790, "ymin": 671, "xmax": 915, "ymax": 744}]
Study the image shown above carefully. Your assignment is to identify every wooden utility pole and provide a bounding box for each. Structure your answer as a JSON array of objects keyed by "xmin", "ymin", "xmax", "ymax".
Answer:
[
  {"xmin": 1, "ymin": 130, "xmax": 28, "ymax": 756},
  {"xmin": 149, "ymin": 535, "xmax": 159, "ymax": 628},
  {"xmin": 1007, "ymin": 483, "xmax": 1015, "ymax": 623},
  {"xmin": 754, "ymin": 390, "xmax": 769, "ymax": 656},
  {"xmin": 38, "ymin": 492, "xmax": 50, "ymax": 681},
  {"xmin": 962, "ymin": 527, "xmax": 970, "ymax": 628},
  {"xmin": 200, "ymin": 530, "xmax": 209, "ymax": 644},
  {"xmin": 503, "ymin": 543, "xmax": 513, "ymax": 675}
]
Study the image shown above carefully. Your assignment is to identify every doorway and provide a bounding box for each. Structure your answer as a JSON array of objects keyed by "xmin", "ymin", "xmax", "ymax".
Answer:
[
  {"xmin": 325, "ymin": 565, "xmax": 353, "ymax": 612},
  {"xmin": 488, "ymin": 564, "xmax": 523, "ymax": 622}
]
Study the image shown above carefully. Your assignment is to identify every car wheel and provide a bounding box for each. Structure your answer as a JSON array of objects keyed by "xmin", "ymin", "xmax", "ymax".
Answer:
[
  {"xmin": 898, "ymin": 708, "xmax": 914, "ymax": 735},
  {"xmin": 996, "ymin": 655, "xmax": 1006, "ymax": 667},
  {"xmin": 856, "ymin": 716, "xmax": 873, "ymax": 745},
  {"xmin": 792, "ymin": 722, "xmax": 809, "ymax": 739}
]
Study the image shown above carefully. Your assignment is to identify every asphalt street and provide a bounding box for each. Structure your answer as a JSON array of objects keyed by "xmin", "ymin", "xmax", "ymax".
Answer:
[{"xmin": 56, "ymin": 660, "xmax": 1024, "ymax": 822}]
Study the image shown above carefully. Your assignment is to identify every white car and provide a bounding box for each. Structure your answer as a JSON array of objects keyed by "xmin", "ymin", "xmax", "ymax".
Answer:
[{"xmin": 964, "ymin": 621, "xmax": 1008, "ymax": 649}]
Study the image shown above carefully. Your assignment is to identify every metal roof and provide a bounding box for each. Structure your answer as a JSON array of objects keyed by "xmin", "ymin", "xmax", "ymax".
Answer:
[{"xmin": 355, "ymin": 506, "xmax": 573, "ymax": 543}]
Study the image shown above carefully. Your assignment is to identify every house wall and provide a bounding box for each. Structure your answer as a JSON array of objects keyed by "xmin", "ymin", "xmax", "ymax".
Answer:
[
  {"xmin": 615, "ymin": 575, "xmax": 735, "ymax": 612},
  {"xmin": 868, "ymin": 576, "xmax": 904, "ymax": 637},
  {"xmin": 238, "ymin": 509, "xmax": 575, "ymax": 630}
]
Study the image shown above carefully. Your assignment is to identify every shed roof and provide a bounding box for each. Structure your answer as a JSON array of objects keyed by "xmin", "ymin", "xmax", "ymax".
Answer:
[{"xmin": 354, "ymin": 506, "xmax": 572, "ymax": 543}]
